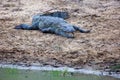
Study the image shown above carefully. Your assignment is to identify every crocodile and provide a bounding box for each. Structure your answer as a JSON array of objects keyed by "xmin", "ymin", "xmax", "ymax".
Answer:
[{"xmin": 15, "ymin": 14, "xmax": 90, "ymax": 38}]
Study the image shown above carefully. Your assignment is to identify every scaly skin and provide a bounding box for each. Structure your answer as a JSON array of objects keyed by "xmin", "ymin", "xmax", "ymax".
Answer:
[
  {"xmin": 40, "ymin": 11, "xmax": 69, "ymax": 19},
  {"xmin": 15, "ymin": 15, "xmax": 90, "ymax": 38}
]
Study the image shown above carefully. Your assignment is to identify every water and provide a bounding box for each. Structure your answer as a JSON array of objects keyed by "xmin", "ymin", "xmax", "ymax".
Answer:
[{"xmin": 0, "ymin": 67, "xmax": 119, "ymax": 80}]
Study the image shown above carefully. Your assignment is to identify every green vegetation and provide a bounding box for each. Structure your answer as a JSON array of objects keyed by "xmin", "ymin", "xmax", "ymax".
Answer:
[
  {"xmin": 110, "ymin": 64, "xmax": 120, "ymax": 72},
  {"xmin": 0, "ymin": 67, "xmax": 18, "ymax": 74},
  {"xmin": 47, "ymin": 69, "xmax": 71, "ymax": 77},
  {"xmin": 0, "ymin": 67, "xmax": 119, "ymax": 80}
]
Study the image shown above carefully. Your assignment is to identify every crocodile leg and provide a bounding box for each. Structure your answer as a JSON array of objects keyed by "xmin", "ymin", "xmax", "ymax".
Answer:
[{"xmin": 55, "ymin": 29, "xmax": 74, "ymax": 38}]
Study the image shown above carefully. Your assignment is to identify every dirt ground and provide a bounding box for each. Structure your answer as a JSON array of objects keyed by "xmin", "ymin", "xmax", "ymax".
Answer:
[{"xmin": 0, "ymin": 0, "xmax": 120, "ymax": 71}]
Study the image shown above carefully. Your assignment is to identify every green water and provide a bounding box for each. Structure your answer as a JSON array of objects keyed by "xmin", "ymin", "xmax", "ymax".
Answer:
[{"xmin": 0, "ymin": 68, "xmax": 119, "ymax": 80}]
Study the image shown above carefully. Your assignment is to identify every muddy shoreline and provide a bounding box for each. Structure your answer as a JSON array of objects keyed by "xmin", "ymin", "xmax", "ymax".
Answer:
[
  {"xmin": 0, "ymin": 0, "xmax": 120, "ymax": 76},
  {"xmin": 0, "ymin": 47, "xmax": 120, "ymax": 73},
  {"xmin": 0, "ymin": 63, "xmax": 120, "ymax": 79}
]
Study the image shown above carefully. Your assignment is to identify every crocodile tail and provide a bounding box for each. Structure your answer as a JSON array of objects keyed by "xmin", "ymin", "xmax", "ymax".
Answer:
[{"xmin": 73, "ymin": 26, "xmax": 90, "ymax": 33}]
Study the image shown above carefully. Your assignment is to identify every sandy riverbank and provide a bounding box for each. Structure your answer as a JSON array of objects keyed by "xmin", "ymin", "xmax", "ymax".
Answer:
[{"xmin": 0, "ymin": 0, "xmax": 120, "ymax": 72}]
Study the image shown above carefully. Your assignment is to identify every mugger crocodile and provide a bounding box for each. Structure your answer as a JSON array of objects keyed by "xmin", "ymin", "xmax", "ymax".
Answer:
[{"xmin": 15, "ymin": 13, "xmax": 90, "ymax": 38}]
